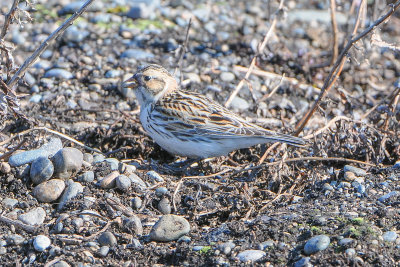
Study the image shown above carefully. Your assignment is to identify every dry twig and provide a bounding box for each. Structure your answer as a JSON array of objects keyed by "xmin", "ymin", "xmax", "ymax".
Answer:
[{"xmin": 295, "ymin": 0, "xmax": 400, "ymax": 135}]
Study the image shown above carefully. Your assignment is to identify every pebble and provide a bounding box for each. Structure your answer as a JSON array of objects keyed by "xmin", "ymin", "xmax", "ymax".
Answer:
[
  {"xmin": 219, "ymin": 241, "xmax": 235, "ymax": 255},
  {"xmin": 123, "ymin": 215, "xmax": 143, "ymax": 236},
  {"xmin": 129, "ymin": 173, "xmax": 147, "ymax": 188},
  {"xmin": 345, "ymin": 248, "xmax": 356, "ymax": 257},
  {"xmin": 18, "ymin": 207, "xmax": 46, "ymax": 226},
  {"xmin": 177, "ymin": 236, "xmax": 191, "ymax": 243},
  {"xmin": 236, "ymin": 250, "xmax": 266, "ymax": 262},
  {"xmin": 53, "ymin": 148, "xmax": 84, "ymax": 179},
  {"xmin": 294, "ymin": 257, "xmax": 311, "ymax": 267},
  {"xmin": 158, "ymin": 198, "xmax": 171, "ymax": 214},
  {"xmin": 6, "ymin": 234, "xmax": 25, "ymax": 245},
  {"xmin": 78, "ymin": 171, "xmax": 95, "ymax": 183},
  {"xmin": 220, "ymin": 72, "xmax": 235, "ymax": 82},
  {"xmin": 338, "ymin": 238, "xmax": 354, "ymax": 247},
  {"xmin": 258, "ymin": 240, "xmax": 275, "ymax": 250},
  {"xmin": 105, "ymin": 70, "xmax": 120, "ymax": 78},
  {"xmin": 92, "ymin": 153, "xmax": 105, "ymax": 164},
  {"xmin": 63, "ymin": 25, "xmax": 90, "ymax": 43},
  {"xmin": 230, "ymin": 96, "xmax": 250, "ymax": 112},
  {"xmin": 83, "ymin": 153, "xmax": 94, "ymax": 164},
  {"xmin": 33, "ymin": 235, "xmax": 51, "ymax": 252},
  {"xmin": 51, "ymin": 260, "xmax": 70, "ymax": 267},
  {"xmin": 155, "ymin": 187, "xmax": 168, "ymax": 197},
  {"xmin": 2, "ymin": 198, "xmax": 18, "ymax": 209},
  {"xmin": 116, "ymin": 175, "xmax": 131, "ymax": 190},
  {"xmin": 9, "ymin": 138, "xmax": 62, "ymax": 167},
  {"xmin": 121, "ymin": 49, "xmax": 155, "ymax": 59},
  {"xmin": 98, "ymin": 232, "xmax": 117, "ymax": 247},
  {"xmin": 147, "ymin": 171, "xmax": 164, "ymax": 182},
  {"xmin": 119, "ymin": 163, "xmax": 136, "ymax": 176},
  {"xmin": 0, "ymin": 162, "xmax": 11, "ymax": 174},
  {"xmin": 378, "ymin": 191, "xmax": 399, "ymax": 202},
  {"xmin": 382, "ymin": 231, "xmax": 398, "ymax": 242},
  {"xmin": 149, "ymin": 215, "xmax": 190, "ymax": 241},
  {"xmin": 98, "ymin": 246, "xmax": 110, "ymax": 257},
  {"xmin": 59, "ymin": 0, "xmax": 103, "ymax": 14},
  {"xmin": 0, "ymin": 247, "xmax": 6, "ymax": 255},
  {"xmin": 99, "ymin": 171, "xmax": 119, "ymax": 189},
  {"xmin": 58, "ymin": 180, "xmax": 84, "ymax": 210},
  {"xmin": 131, "ymin": 197, "xmax": 142, "ymax": 209},
  {"xmin": 33, "ymin": 179, "xmax": 65, "ymax": 203},
  {"xmin": 105, "ymin": 158, "xmax": 120, "ymax": 170},
  {"xmin": 126, "ymin": 0, "xmax": 160, "ymax": 19},
  {"xmin": 29, "ymin": 94, "xmax": 42, "ymax": 103},
  {"xmin": 304, "ymin": 235, "xmax": 330, "ymax": 255},
  {"xmin": 44, "ymin": 68, "xmax": 74, "ymax": 79},
  {"xmin": 30, "ymin": 157, "xmax": 54, "ymax": 185},
  {"xmin": 343, "ymin": 165, "xmax": 367, "ymax": 176}
]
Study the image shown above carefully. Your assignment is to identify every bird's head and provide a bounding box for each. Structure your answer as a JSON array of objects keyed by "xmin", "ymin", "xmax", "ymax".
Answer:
[{"xmin": 123, "ymin": 64, "xmax": 178, "ymax": 105}]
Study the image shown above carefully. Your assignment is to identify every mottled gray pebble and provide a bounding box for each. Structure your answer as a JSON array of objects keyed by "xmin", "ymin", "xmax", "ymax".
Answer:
[
  {"xmin": 294, "ymin": 257, "xmax": 311, "ymax": 267},
  {"xmin": 18, "ymin": 207, "xmax": 46, "ymax": 226},
  {"xmin": 220, "ymin": 72, "xmax": 235, "ymax": 82},
  {"xmin": 30, "ymin": 157, "xmax": 54, "ymax": 185},
  {"xmin": 98, "ymin": 246, "xmax": 110, "ymax": 257},
  {"xmin": 119, "ymin": 163, "xmax": 136, "ymax": 175},
  {"xmin": 59, "ymin": 0, "xmax": 103, "ymax": 14},
  {"xmin": 33, "ymin": 179, "xmax": 65, "ymax": 203},
  {"xmin": 345, "ymin": 248, "xmax": 356, "ymax": 257},
  {"xmin": 237, "ymin": 250, "xmax": 266, "ymax": 262},
  {"xmin": 53, "ymin": 148, "xmax": 84, "ymax": 179},
  {"xmin": 83, "ymin": 153, "xmax": 94, "ymax": 164},
  {"xmin": 129, "ymin": 173, "xmax": 147, "ymax": 188},
  {"xmin": 378, "ymin": 191, "xmax": 399, "ymax": 202},
  {"xmin": 158, "ymin": 198, "xmax": 171, "ymax": 214},
  {"xmin": 29, "ymin": 94, "xmax": 42, "ymax": 103},
  {"xmin": 304, "ymin": 235, "xmax": 330, "ymax": 255},
  {"xmin": 147, "ymin": 171, "xmax": 164, "ymax": 182},
  {"xmin": 93, "ymin": 153, "xmax": 105, "ymax": 164},
  {"xmin": 126, "ymin": 0, "xmax": 160, "ymax": 19},
  {"xmin": 98, "ymin": 231, "xmax": 117, "ymax": 247},
  {"xmin": 383, "ymin": 231, "xmax": 398, "ymax": 242},
  {"xmin": 2, "ymin": 198, "xmax": 18, "ymax": 209},
  {"xmin": 6, "ymin": 234, "xmax": 25, "ymax": 245},
  {"xmin": 116, "ymin": 175, "xmax": 131, "ymax": 190},
  {"xmin": 0, "ymin": 247, "xmax": 6, "ymax": 255},
  {"xmin": 155, "ymin": 187, "xmax": 168, "ymax": 197},
  {"xmin": 123, "ymin": 215, "xmax": 143, "ymax": 236},
  {"xmin": 0, "ymin": 162, "xmax": 11, "ymax": 174},
  {"xmin": 338, "ymin": 238, "xmax": 354, "ymax": 247},
  {"xmin": 149, "ymin": 215, "xmax": 190, "ymax": 241},
  {"xmin": 259, "ymin": 240, "xmax": 274, "ymax": 250},
  {"xmin": 121, "ymin": 49, "xmax": 154, "ymax": 59},
  {"xmin": 128, "ymin": 238, "xmax": 143, "ymax": 249},
  {"xmin": 105, "ymin": 70, "xmax": 120, "ymax": 78},
  {"xmin": 9, "ymin": 138, "xmax": 62, "ymax": 167},
  {"xmin": 131, "ymin": 197, "xmax": 142, "ymax": 209},
  {"xmin": 323, "ymin": 183, "xmax": 334, "ymax": 191},
  {"xmin": 58, "ymin": 180, "xmax": 84, "ymax": 210},
  {"xmin": 230, "ymin": 96, "xmax": 250, "ymax": 112},
  {"xmin": 219, "ymin": 241, "xmax": 235, "ymax": 255},
  {"xmin": 177, "ymin": 236, "xmax": 191, "ymax": 243},
  {"xmin": 44, "ymin": 68, "xmax": 73, "ymax": 79},
  {"xmin": 33, "ymin": 235, "xmax": 51, "ymax": 252},
  {"xmin": 343, "ymin": 165, "xmax": 367, "ymax": 176},
  {"xmin": 50, "ymin": 260, "xmax": 70, "ymax": 267},
  {"xmin": 105, "ymin": 158, "xmax": 120, "ymax": 170},
  {"xmin": 63, "ymin": 25, "xmax": 89, "ymax": 43},
  {"xmin": 99, "ymin": 171, "xmax": 119, "ymax": 189},
  {"xmin": 78, "ymin": 171, "xmax": 95, "ymax": 183}
]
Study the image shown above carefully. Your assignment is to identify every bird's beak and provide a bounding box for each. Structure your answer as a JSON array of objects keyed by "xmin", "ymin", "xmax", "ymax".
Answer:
[{"xmin": 122, "ymin": 75, "xmax": 138, "ymax": 89}]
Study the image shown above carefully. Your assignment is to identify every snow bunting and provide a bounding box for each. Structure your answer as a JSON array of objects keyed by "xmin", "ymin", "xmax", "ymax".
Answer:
[{"xmin": 123, "ymin": 64, "xmax": 305, "ymax": 158}]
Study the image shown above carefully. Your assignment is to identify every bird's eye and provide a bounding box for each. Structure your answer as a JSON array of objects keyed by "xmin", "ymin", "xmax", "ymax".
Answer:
[{"xmin": 144, "ymin": 76, "xmax": 152, "ymax": 81}]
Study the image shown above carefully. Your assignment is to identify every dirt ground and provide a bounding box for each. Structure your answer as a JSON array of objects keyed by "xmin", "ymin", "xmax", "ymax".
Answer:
[{"xmin": 0, "ymin": 0, "xmax": 400, "ymax": 266}]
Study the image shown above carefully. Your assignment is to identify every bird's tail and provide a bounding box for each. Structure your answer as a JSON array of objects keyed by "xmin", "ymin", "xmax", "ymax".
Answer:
[{"xmin": 267, "ymin": 133, "xmax": 306, "ymax": 147}]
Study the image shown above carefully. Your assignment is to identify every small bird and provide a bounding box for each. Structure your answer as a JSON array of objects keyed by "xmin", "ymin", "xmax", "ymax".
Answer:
[{"xmin": 123, "ymin": 64, "xmax": 305, "ymax": 159}]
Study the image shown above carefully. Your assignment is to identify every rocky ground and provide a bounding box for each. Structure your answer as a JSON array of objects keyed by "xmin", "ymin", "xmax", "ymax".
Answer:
[{"xmin": 0, "ymin": 0, "xmax": 400, "ymax": 266}]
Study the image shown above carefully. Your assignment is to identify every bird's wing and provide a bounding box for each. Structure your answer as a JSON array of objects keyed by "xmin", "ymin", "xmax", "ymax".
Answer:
[{"xmin": 150, "ymin": 90, "xmax": 280, "ymax": 138}]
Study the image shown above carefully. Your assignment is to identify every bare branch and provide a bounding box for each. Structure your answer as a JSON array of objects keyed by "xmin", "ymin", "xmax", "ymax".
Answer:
[
  {"xmin": 7, "ymin": 0, "xmax": 95, "ymax": 88},
  {"xmin": 0, "ymin": 0, "xmax": 20, "ymax": 40}
]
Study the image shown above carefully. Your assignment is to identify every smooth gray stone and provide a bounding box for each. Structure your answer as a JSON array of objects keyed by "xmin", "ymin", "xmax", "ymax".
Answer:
[
  {"xmin": 53, "ymin": 148, "xmax": 83, "ymax": 179},
  {"xmin": 33, "ymin": 235, "xmax": 51, "ymax": 252},
  {"xmin": 9, "ymin": 138, "xmax": 62, "ymax": 167},
  {"xmin": 57, "ymin": 180, "xmax": 83, "ymax": 210},
  {"xmin": 44, "ymin": 68, "xmax": 73, "ymax": 79},
  {"xmin": 18, "ymin": 207, "xmax": 46, "ymax": 226},
  {"xmin": 149, "ymin": 215, "xmax": 190, "ymax": 241},
  {"xmin": 33, "ymin": 179, "xmax": 65, "ymax": 203},
  {"xmin": 304, "ymin": 235, "xmax": 330, "ymax": 255},
  {"xmin": 98, "ymin": 232, "xmax": 117, "ymax": 247},
  {"xmin": 237, "ymin": 250, "xmax": 266, "ymax": 262},
  {"xmin": 30, "ymin": 157, "xmax": 54, "ymax": 185}
]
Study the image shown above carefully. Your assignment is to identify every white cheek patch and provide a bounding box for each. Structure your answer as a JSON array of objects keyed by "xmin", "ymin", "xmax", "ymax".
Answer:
[{"xmin": 154, "ymin": 78, "xmax": 170, "ymax": 102}]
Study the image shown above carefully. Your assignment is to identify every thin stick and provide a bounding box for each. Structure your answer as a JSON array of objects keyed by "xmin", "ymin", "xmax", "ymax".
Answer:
[
  {"xmin": 0, "ymin": 214, "xmax": 37, "ymax": 233},
  {"xmin": 0, "ymin": 0, "xmax": 20, "ymax": 40},
  {"xmin": 0, "ymin": 126, "xmax": 103, "ymax": 154},
  {"xmin": 224, "ymin": 0, "xmax": 285, "ymax": 108},
  {"xmin": 329, "ymin": 0, "xmax": 339, "ymax": 65},
  {"xmin": 294, "ymin": 0, "xmax": 400, "ymax": 135},
  {"xmin": 175, "ymin": 17, "xmax": 192, "ymax": 85},
  {"xmin": 7, "ymin": 0, "xmax": 95, "ymax": 88}
]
